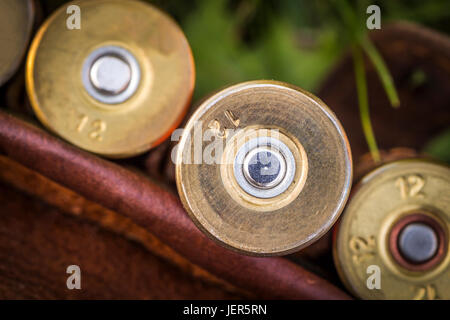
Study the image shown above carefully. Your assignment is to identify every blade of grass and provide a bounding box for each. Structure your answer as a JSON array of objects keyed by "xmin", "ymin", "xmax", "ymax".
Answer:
[
  {"xmin": 360, "ymin": 37, "xmax": 400, "ymax": 108},
  {"xmin": 332, "ymin": 0, "xmax": 366, "ymax": 42},
  {"xmin": 352, "ymin": 45, "xmax": 381, "ymax": 162},
  {"xmin": 333, "ymin": 0, "xmax": 358, "ymax": 32},
  {"xmin": 333, "ymin": 0, "xmax": 394, "ymax": 161}
]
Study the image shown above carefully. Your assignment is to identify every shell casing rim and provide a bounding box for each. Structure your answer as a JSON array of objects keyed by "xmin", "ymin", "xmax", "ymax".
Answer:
[
  {"xmin": 176, "ymin": 80, "xmax": 353, "ymax": 256},
  {"xmin": 26, "ymin": 0, "xmax": 195, "ymax": 158},
  {"xmin": 333, "ymin": 159, "xmax": 450, "ymax": 299},
  {"xmin": 0, "ymin": 0, "xmax": 35, "ymax": 86}
]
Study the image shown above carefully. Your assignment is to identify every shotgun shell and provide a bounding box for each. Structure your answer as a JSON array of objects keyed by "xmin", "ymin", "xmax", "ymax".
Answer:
[
  {"xmin": 334, "ymin": 160, "xmax": 450, "ymax": 299},
  {"xmin": 0, "ymin": 0, "xmax": 34, "ymax": 86},
  {"xmin": 26, "ymin": 0, "xmax": 194, "ymax": 157},
  {"xmin": 176, "ymin": 80, "xmax": 352, "ymax": 256}
]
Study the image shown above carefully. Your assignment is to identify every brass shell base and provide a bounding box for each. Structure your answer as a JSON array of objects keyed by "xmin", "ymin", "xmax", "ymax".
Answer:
[
  {"xmin": 176, "ymin": 80, "xmax": 352, "ymax": 256},
  {"xmin": 26, "ymin": 0, "xmax": 194, "ymax": 157},
  {"xmin": 334, "ymin": 160, "xmax": 450, "ymax": 299}
]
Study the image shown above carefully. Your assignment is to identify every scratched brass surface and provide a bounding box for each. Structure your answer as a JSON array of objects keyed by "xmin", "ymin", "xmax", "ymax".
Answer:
[
  {"xmin": 176, "ymin": 80, "xmax": 352, "ymax": 256},
  {"xmin": 334, "ymin": 160, "xmax": 450, "ymax": 299},
  {"xmin": 26, "ymin": 0, "xmax": 194, "ymax": 157},
  {"xmin": 0, "ymin": 0, "xmax": 34, "ymax": 86}
]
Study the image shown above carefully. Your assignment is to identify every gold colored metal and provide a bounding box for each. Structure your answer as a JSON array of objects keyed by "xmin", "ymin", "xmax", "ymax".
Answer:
[
  {"xmin": 334, "ymin": 160, "xmax": 450, "ymax": 300},
  {"xmin": 26, "ymin": 0, "xmax": 194, "ymax": 158},
  {"xmin": 176, "ymin": 80, "xmax": 352, "ymax": 256},
  {"xmin": 0, "ymin": 0, "xmax": 34, "ymax": 86}
]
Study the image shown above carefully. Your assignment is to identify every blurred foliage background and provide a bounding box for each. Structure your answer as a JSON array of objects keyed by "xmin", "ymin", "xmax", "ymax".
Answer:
[
  {"xmin": 44, "ymin": 0, "xmax": 450, "ymax": 99},
  {"xmin": 157, "ymin": 0, "xmax": 450, "ymax": 162},
  {"xmin": 153, "ymin": 0, "xmax": 449, "ymax": 100},
  {"xmin": 43, "ymin": 0, "xmax": 450, "ymax": 160}
]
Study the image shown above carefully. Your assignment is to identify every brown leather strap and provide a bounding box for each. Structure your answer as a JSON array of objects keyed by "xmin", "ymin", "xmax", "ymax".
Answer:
[{"xmin": 0, "ymin": 110, "xmax": 350, "ymax": 299}]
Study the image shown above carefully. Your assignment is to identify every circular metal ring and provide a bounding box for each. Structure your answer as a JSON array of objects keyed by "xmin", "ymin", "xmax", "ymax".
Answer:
[
  {"xmin": 333, "ymin": 160, "xmax": 450, "ymax": 299},
  {"xmin": 242, "ymin": 146, "xmax": 286, "ymax": 189},
  {"xmin": 176, "ymin": 80, "xmax": 352, "ymax": 256},
  {"xmin": 26, "ymin": 0, "xmax": 194, "ymax": 157},
  {"xmin": 388, "ymin": 213, "xmax": 447, "ymax": 272},
  {"xmin": 82, "ymin": 45, "xmax": 141, "ymax": 104},
  {"xmin": 234, "ymin": 137, "xmax": 295, "ymax": 198}
]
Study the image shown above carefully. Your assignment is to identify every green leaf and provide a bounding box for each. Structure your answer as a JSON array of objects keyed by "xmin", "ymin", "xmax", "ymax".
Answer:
[
  {"xmin": 352, "ymin": 45, "xmax": 380, "ymax": 162},
  {"xmin": 423, "ymin": 128, "xmax": 450, "ymax": 163},
  {"xmin": 360, "ymin": 37, "xmax": 400, "ymax": 108}
]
